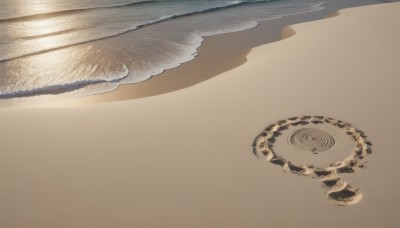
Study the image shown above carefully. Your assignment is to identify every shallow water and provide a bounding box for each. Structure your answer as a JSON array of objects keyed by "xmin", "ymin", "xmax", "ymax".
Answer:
[{"xmin": 0, "ymin": 0, "xmax": 324, "ymax": 103}]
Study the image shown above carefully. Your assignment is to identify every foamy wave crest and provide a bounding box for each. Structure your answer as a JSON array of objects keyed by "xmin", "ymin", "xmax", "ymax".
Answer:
[
  {"xmin": 196, "ymin": 1, "xmax": 325, "ymax": 38},
  {"xmin": 197, "ymin": 21, "xmax": 259, "ymax": 37},
  {"xmin": 0, "ymin": 65, "xmax": 129, "ymax": 99},
  {"xmin": 120, "ymin": 35, "xmax": 203, "ymax": 84}
]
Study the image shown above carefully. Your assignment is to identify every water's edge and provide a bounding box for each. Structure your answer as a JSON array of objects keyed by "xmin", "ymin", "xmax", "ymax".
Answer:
[
  {"xmin": 53, "ymin": 5, "xmax": 336, "ymax": 107},
  {"xmin": 1, "ymin": 0, "xmax": 389, "ymax": 108}
]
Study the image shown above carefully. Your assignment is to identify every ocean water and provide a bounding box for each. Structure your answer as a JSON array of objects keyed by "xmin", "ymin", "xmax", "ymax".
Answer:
[{"xmin": 0, "ymin": 0, "xmax": 326, "ymax": 101}]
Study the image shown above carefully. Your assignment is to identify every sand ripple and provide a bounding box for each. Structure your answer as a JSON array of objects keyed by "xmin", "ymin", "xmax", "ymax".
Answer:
[{"xmin": 288, "ymin": 128, "xmax": 335, "ymax": 153}]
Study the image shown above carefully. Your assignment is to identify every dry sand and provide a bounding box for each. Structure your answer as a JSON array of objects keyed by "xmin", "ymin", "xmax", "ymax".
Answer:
[{"xmin": 1, "ymin": 2, "xmax": 400, "ymax": 227}]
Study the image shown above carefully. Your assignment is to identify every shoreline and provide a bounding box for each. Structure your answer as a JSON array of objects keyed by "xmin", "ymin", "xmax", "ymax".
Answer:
[
  {"xmin": 61, "ymin": 0, "xmax": 388, "ymax": 107},
  {"xmin": 2, "ymin": 0, "xmax": 388, "ymax": 108},
  {"xmin": 55, "ymin": 1, "xmax": 354, "ymax": 107}
]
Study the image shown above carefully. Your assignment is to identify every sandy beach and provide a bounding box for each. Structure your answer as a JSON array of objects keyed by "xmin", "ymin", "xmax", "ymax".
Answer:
[{"xmin": 1, "ymin": 2, "xmax": 400, "ymax": 227}]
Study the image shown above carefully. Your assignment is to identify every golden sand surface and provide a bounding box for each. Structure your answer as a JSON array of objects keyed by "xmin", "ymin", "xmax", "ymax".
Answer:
[{"xmin": 1, "ymin": 2, "xmax": 399, "ymax": 227}]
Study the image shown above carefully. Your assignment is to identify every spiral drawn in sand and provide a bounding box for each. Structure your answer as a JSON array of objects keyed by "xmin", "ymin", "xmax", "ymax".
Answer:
[
  {"xmin": 252, "ymin": 116, "xmax": 373, "ymax": 206},
  {"xmin": 288, "ymin": 128, "xmax": 335, "ymax": 153}
]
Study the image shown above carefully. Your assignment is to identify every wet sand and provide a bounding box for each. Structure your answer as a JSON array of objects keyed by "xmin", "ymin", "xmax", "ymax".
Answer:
[{"xmin": 1, "ymin": 2, "xmax": 400, "ymax": 228}]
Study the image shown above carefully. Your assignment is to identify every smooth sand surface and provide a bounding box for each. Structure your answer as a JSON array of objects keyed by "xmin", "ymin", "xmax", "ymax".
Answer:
[{"xmin": 1, "ymin": 2, "xmax": 400, "ymax": 227}]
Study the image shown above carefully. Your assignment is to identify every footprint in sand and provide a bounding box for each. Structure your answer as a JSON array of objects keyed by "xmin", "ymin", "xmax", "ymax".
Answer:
[{"xmin": 252, "ymin": 116, "xmax": 373, "ymax": 206}]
